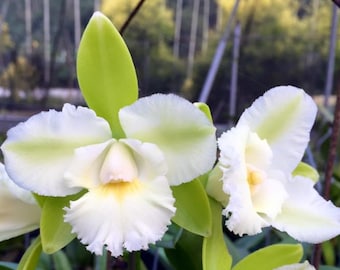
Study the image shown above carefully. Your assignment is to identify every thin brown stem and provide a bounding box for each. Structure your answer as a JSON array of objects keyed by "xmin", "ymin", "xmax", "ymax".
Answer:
[
  {"xmin": 313, "ymin": 85, "xmax": 340, "ymax": 269},
  {"xmin": 119, "ymin": 0, "xmax": 147, "ymax": 35}
]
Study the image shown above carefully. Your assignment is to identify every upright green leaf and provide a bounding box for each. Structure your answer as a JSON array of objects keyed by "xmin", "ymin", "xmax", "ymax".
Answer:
[
  {"xmin": 77, "ymin": 12, "xmax": 138, "ymax": 138},
  {"xmin": 203, "ymin": 198, "xmax": 232, "ymax": 270},
  {"xmin": 232, "ymin": 244, "xmax": 303, "ymax": 270},
  {"xmin": 18, "ymin": 236, "xmax": 42, "ymax": 270},
  {"xmin": 40, "ymin": 192, "xmax": 85, "ymax": 254},
  {"xmin": 171, "ymin": 179, "xmax": 212, "ymax": 237}
]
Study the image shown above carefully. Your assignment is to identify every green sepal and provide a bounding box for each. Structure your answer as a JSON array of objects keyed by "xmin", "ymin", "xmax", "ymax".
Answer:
[
  {"xmin": 232, "ymin": 244, "xmax": 303, "ymax": 270},
  {"xmin": 292, "ymin": 162, "xmax": 319, "ymax": 183},
  {"xmin": 171, "ymin": 178, "xmax": 212, "ymax": 237},
  {"xmin": 203, "ymin": 198, "xmax": 232, "ymax": 270},
  {"xmin": 40, "ymin": 191, "xmax": 85, "ymax": 254},
  {"xmin": 77, "ymin": 12, "xmax": 138, "ymax": 138},
  {"xmin": 194, "ymin": 102, "xmax": 213, "ymax": 123},
  {"xmin": 17, "ymin": 236, "xmax": 42, "ymax": 270}
]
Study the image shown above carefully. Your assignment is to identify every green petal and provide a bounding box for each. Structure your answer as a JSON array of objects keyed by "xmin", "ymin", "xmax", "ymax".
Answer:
[
  {"xmin": 238, "ymin": 86, "xmax": 317, "ymax": 173},
  {"xmin": 203, "ymin": 198, "xmax": 232, "ymax": 270},
  {"xmin": 232, "ymin": 244, "xmax": 303, "ymax": 270},
  {"xmin": 171, "ymin": 178, "xmax": 212, "ymax": 237},
  {"xmin": 77, "ymin": 12, "xmax": 138, "ymax": 138},
  {"xmin": 120, "ymin": 94, "xmax": 217, "ymax": 185},
  {"xmin": 292, "ymin": 162, "xmax": 319, "ymax": 183},
  {"xmin": 1, "ymin": 104, "xmax": 112, "ymax": 196}
]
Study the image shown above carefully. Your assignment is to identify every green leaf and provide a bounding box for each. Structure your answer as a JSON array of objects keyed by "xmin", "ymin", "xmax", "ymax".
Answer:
[
  {"xmin": 202, "ymin": 198, "xmax": 232, "ymax": 270},
  {"xmin": 322, "ymin": 241, "xmax": 335, "ymax": 266},
  {"xmin": 165, "ymin": 230, "xmax": 203, "ymax": 270},
  {"xmin": 77, "ymin": 12, "xmax": 138, "ymax": 138},
  {"xmin": 18, "ymin": 236, "xmax": 42, "ymax": 270},
  {"xmin": 232, "ymin": 244, "xmax": 303, "ymax": 270},
  {"xmin": 40, "ymin": 192, "xmax": 85, "ymax": 254},
  {"xmin": 292, "ymin": 162, "xmax": 319, "ymax": 183},
  {"xmin": 52, "ymin": 250, "xmax": 72, "ymax": 270},
  {"xmin": 171, "ymin": 178, "xmax": 212, "ymax": 237}
]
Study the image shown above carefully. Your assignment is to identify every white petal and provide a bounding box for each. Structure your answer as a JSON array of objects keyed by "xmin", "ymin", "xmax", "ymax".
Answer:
[
  {"xmin": 119, "ymin": 94, "xmax": 216, "ymax": 185},
  {"xmin": 66, "ymin": 139, "xmax": 167, "ymax": 190},
  {"xmin": 218, "ymin": 127, "xmax": 269, "ymax": 235},
  {"xmin": 238, "ymin": 86, "xmax": 317, "ymax": 173},
  {"xmin": 272, "ymin": 176, "xmax": 340, "ymax": 243},
  {"xmin": 65, "ymin": 140, "xmax": 114, "ymax": 189},
  {"xmin": 1, "ymin": 104, "xmax": 112, "ymax": 196},
  {"xmin": 274, "ymin": 261, "xmax": 316, "ymax": 270},
  {"xmin": 252, "ymin": 174, "xmax": 288, "ymax": 219},
  {"xmin": 64, "ymin": 176, "xmax": 175, "ymax": 256},
  {"xmin": 0, "ymin": 164, "xmax": 40, "ymax": 241}
]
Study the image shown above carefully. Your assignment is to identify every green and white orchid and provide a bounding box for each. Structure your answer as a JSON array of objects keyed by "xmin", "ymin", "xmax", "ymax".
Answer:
[
  {"xmin": 209, "ymin": 85, "xmax": 340, "ymax": 243},
  {"xmin": 0, "ymin": 163, "xmax": 40, "ymax": 241},
  {"xmin": 0, "ymin": 12, "xmax": 217, "ymax": 257},
  {"xmin": 1, "ymin": 94, "xmax": 216, "ymax": 256},
  {"xmin": 274, "ymin": 261, "xmax": 316, "ymax": 270}
]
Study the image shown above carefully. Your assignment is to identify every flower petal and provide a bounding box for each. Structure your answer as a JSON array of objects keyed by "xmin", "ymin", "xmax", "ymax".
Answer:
[
  {"xmin": 66, "ymin": 139, "xmax": 167, "ymax": 190},
  {"xmin": 0, "ymin": 164, "xmax": 40, "ymax": 241},
  {"xmin": 272, "ymin": 176, "xmax": 340, "ymax": 243},
  {"xmin": 274, "ymin": 261, "xmax": 315, "ymax": 270},
  {"xmin": 64, "ymin": 176, "xmax": 175, "ymax": 256},
  {"xmin": 238, "ymin": 86, "xmax": 317, "ymax": 173},
  {"xmin": 218, "ymin": 126, "xmax": 269, "ymax": 235},
  {"xmin": 119, "ymin": 94, "xmax": 216, "ymax": 185},
  {"xmin": 252, "ymin": 174, "xmax": 288, "ymax": 219},
  {"xmin": 1, "ymin": 104, "xmax": 112, "ymax": 196}
]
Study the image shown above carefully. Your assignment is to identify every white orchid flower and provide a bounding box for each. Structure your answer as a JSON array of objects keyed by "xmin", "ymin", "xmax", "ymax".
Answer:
[
  {"xmin": 1, "ymin": 93, "xmax": 216, "ymax": 256},
  {"xmin": 0, "ymin": 163, "xmax": 40, "ymax": 241},
  {"xmin": 215, "ymin": 85, "xmax": 340, "ymax": 243},
  {"xmin": 274, "ymin": 261, "xmax": 316, "ymax": 270}
]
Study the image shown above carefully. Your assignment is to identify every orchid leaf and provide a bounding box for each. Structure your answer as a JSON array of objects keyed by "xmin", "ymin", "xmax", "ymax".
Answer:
[
  {"xmin": 165, "ymin": 230, "xmax": 203, "ymax": 270},
  {"xmin": 292, "ymin": 162, "xmax": 319, "ymax": 183},
  {"xmin": 171, "ymin": 178, "xmax": 212, "ymax": 237},
  {"xmin": 232, "ymin": 244, "xmax": 303, "ymax": 270},
  {"xmin": 77, "ymin": 12, "xmax": 138, "ymax": 138},
  {"xmin": 203, "ymin": 198, "xmax": 232, "ymax": 270},
  {"xmin": 40, "ymin": 192, "xmax": 85, "ymax": 254},
  {"xmin": 17, "ymin": 236, "xmax": 42, "ymax": 270},
  {"xmin": 52, "ymin": 250, "xmax": 72, "ymax": 270}
]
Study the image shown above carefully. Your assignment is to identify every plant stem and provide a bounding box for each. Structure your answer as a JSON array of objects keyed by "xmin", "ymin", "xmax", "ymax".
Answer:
[
  {"xmin": 312, "ymin": 85, "xmax": 340, "ymax": 269},
  {"xmin": 119, "ymin": 0, "xmax": 146, "ymax": 35}
]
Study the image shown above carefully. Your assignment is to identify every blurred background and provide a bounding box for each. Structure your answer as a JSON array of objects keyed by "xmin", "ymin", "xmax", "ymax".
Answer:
[{"xmin": 0, "ymin": 0, "xmax": 338, "ymax": 124}]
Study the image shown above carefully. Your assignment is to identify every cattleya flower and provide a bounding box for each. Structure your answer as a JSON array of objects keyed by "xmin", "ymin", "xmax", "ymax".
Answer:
[
  {"xmin": 274, "ymin": 261, "xmax": 315, "ymax": 270},
  {"xmin": 0, "ymin": 163, "xmax": 40, "ymax": 241},
  {"xmin": 208, "ymin": 85, "xmax": 340, "ymax": 243},
  {"xmin": 1, "ymin": 94, "xmax": 216, "ymax": 256}
]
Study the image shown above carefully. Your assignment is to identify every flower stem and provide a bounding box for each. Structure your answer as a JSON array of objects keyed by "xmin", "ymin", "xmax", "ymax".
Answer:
[{"xmin": 312, "ymin": 85, "xmax": 340, "ymax": 268}]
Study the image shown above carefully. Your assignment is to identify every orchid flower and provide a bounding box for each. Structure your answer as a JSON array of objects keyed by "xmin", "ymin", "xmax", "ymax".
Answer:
[
  {"xmin": 1, "ymin": 94, "xmax": 216, "ymax": 256},
  {"xmin": 208, "ymin": 85, "xmax": 340, "ymax": 243},
  {"xmin": 274, "ymin": 261, "xmax": 316, "ymax": 270},
  {"xmin": 0, "ymin": 163, "xmax": 40, "ymax": 241}
]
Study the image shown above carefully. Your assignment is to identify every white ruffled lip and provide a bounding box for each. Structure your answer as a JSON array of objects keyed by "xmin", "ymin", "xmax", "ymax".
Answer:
[{"xmin": 63, "ymin": 140, "xmax": 175, "ymax": 256}]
